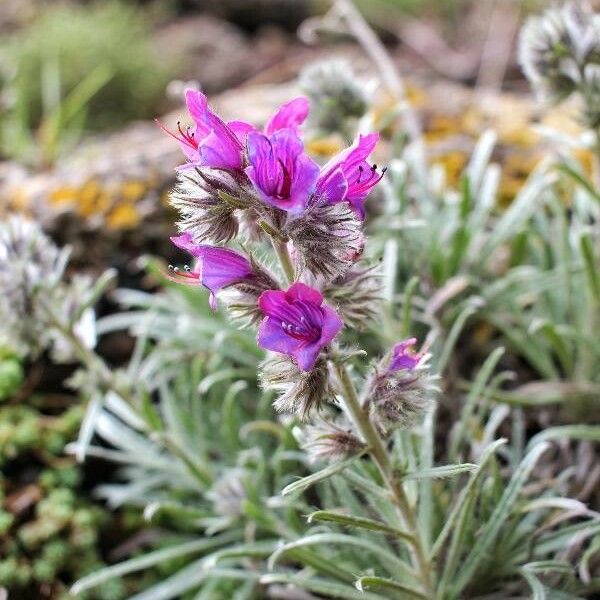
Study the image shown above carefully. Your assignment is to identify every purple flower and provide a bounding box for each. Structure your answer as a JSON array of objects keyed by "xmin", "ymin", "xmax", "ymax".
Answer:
[
  {"xmin": 388, "ymin": 338, "xmax": 422, "ymax": 373},
  {"xmin": 315, "ymin": 133, "xmax": 385, "ymax": 219},
  {"xmin": 169, "ymin": 233, "xmax": 254, "ymax": 309},
  {"xmin": 246, "ymin": 129, "xmax": 319, "ymax": 214},
  {"xmin": 228, "ymin": 96, "xmax": 310, "ymax": 142},
  {"xmin": 157, "ymin": 90, "xmax": 244, "ymax": 171},
  {"xmin": 257, "ymin": 282, "xmax": 343, "ymax": 371}
]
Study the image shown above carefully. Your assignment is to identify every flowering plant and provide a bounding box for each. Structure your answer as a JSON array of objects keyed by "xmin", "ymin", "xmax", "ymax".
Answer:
[{"xmin": 6, "ymin": 4, "xmax": 600, "ymax": 598}]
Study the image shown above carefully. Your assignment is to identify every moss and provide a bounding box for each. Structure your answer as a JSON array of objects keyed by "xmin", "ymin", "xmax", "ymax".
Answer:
[{"xmin": 0, "ymin": 352, "xmax": 24, "ymax": 401}]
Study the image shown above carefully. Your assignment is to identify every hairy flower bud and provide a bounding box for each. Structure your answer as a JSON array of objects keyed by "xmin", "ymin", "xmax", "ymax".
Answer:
[
  {"xmin": 323, "ymin": 265, "xmax": 383, "ymax": 330},
  {"xmin": 300, "ymin": 60, "xmax": 369, "ymax": 135},
  {"xmin": 367, "ymin": 339, "xmax": 435, "ymax": 432},
  {"xmin": 0, "ymin": 217, "xmax": 69, "ymax": 356},
  {"xmin": 519, "ymin": 2, "xmax": 600, "ymax": 103},
  {"xmin": 259, "ymin": 355, "xmax": 335, "ymax": 418},
  {"xmin": 284, "ymin": 199, "xmax": 363, "ymax": 281},
  {"xmin": 223, "ymin": 258, "xmax": 280, "ymax": 326},
  {"xmin": 170, "ymin": 167, "xmax": 244, "ymax": 243},
  {"xmin": 299, "ymin": 415, "xmax": 365, "ymax": 462}
]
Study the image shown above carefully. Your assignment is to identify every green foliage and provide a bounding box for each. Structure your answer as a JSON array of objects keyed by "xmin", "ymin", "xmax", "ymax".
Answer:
[
  {"xmin": 0, "ymin": 1, "xmax": 171, "ymax": 165},
  {"xmin": 64, "ymin": 260, "xmax": 600, "ymax": 598},
  {"xmin": 0, "ymin": 350, "xmax": 23, "ymax": 402},
  {"xmin": 0, "ymin": 398, "xmax": 122, "ymax": 599}
]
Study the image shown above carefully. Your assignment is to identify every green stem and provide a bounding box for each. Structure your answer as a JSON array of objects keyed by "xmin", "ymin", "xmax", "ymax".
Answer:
[
  {"xmin": 271, "ymin": 238, "xmax": 295, "ymax": 284},
  {"xmin": 333, "ymin": 360, "xmax": 434, "ymax": 597}
]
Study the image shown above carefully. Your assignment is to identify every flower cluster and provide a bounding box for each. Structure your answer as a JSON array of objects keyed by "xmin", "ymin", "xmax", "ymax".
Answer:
[
  {"xmin": 162, "ymin": 89, "xmax": 432, "ymax": 428},
  {"xmin": 299, "ymin": 59, "xmax": 369, "ymax": 136},
  {"xmin": 0, "ymin": 216, "xmax": 98, "ymax": 362},
  {"xmin": 519, "ymin": 2, "xmax": 600, "ymax": 128}
]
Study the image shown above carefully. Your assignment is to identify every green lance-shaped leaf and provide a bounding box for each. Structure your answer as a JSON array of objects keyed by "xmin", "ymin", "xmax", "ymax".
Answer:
[
  {"xmin": 580, "ymin": 232, "xmax": 600, "ymax": 302},
  {"xmin": 75, "ymin": 393, "xmax": 103, "ymax": 463},
  {"xmin": 268, "ymin": 533, "xmax": 416, "ymax": 583},
  {"xmin": 355, "ymin": 576, "xmax": 429, "ymax": 600},
  {"xmin": 202, "ymin": 540, "xmax": 280, "ymax": 569},
  {"xmin": 436, "ymin": 304, "xmax": 476, "ymax": 373},
  {"xmin": 260, "ymin": 574, "xmax": 386, "ymax": 600},
  {"xmin": 556, "ymin": 162, "xmax": 600, "ymax": 205},
  {"xmin": 129, "ymin": 564, "xmax": 258, "ymax": 600},
  {"xmin": 450, "ymin": 442, "xmax": 551, "ymax": 597},
  {"xmin": 280, "ymin": 454, "xmax": 363, "ymax": 497},
  {"xmin": 519, "ymin": 567, "xmax": 546, "ymax": 600},
  {"xmin": 519, "ymin": 561, "xmax": 573, "ymax": 600},
  {"xmin": 307, "ymin": 510, "xmax": 413, "ymax": 542},
  {"xmin": 401, "ymin": 463, "xmax": 478, "ymax": 481},
  {"xmin": 434, "ymin": 439, "xmax": 507, "ymax": 594},
  {"xmin": 527, "ymin": 425, "xmax": 600, "ymax": 451},
  {"xmin": 71, "ymin": 531, "xmax": 241, "ymax": 594},
  {"xmin": 449, "ymin": 346, "xmax": 505, "ymax": 460}
]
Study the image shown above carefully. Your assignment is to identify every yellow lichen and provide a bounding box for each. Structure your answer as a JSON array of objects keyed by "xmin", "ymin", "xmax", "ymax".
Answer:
[
  {"xmin": 107, "ymin": 202, "xmax": 140, "ymax": 229},
  {"xmin": 306, "ymin": 136, "xmax": 345, "ymax": 158},
  {"xmin": 120, "ymin": 180, "xmax": 146, "ymax": 202}
]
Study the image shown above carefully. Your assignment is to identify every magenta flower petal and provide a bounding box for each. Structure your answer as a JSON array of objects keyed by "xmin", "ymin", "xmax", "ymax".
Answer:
[
  {"xmin": 388, "ymin": 338, "xmax": 421, "ymax": 372},
  {"xmin": 257, "ymin": 283, "xmax": 343, "ymax": 371},
  {"xmin": 258, "ymin": 289, "xmax": 288, "ymax": 315},
  {"xmin": 198, "ymin": 129, "xmax": 242, "ymax": 170},
  {"xmin": 318, "ymin": 305, "xmax": 344, "ymax": 346},
  {"xmin": 286, "ymin": 282, "xmax": 323, "ymax": 305},
  {"xmin": 227, "ymin": 119, "xmax": 258, "ymax": 143},
  {"xmin": 294, "ymin": 343, "xmax": 323, "ymax": 372},
  {"xmin": 196, "ymin": 246, "xmax": 254, "ymax": 291},
  {"xmin": 314, "ymin": 167, "xmax": 348, "ymax": 206},
  {"xmin": 315, "ymin": 132, "xmax": 383, "ymax": 219},
  {"xmin": 257, "ymin": 315, "xmax": 303, "ymax": 355},
  {"xmin": 170, "ymin": 234, "xmax": 254, "ymax": 308},
  {"xmin": 265, "ymin": 97, "xmax": 310, "ymax": 135},
  {"xmin": 246, "ymin": 130, "xmax": 319, "ymax": 214},
  {"xmin": 171, "ymin": 232, "xmax": 200, "ymax": 255},
  {"xmin": 158, "ymin": 90, "xmax": 243, "ymax": 170}
]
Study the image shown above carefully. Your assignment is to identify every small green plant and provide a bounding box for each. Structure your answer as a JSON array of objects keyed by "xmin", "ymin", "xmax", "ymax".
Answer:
[{"xmin": 0, "ymin": 1, "xmax": 171, "ymax": 166}]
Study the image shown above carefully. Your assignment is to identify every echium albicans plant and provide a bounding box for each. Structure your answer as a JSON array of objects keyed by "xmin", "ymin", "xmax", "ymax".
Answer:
[
  {"xmin": 156, "ymin": 88, "xmax": 442, "ymax": 595},
  {"xmin": 147, "ymin": 82, "xmax": 600, "ymax": 599}
]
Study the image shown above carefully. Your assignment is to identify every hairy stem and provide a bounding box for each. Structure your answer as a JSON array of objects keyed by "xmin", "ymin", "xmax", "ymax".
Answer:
[
  {"xmin": 271, "ymin": 238, "xmax": 295, "ymax": 284},
  {"xmin": 335, "ymin": 0, "xmax": 421, "ymax": 140},
  {"xmin": 333, "ymin": 360, "xmax": 434, "ymax": 596}
]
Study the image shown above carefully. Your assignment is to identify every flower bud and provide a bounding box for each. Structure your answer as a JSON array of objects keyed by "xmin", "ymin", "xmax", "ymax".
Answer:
[
  {"xmin": 300, "ymin": 416, "xmax": 365, "ymax": 463},
  {"xmin": 367, "ymin": 338, "xmax": 435, "ymax": 431},
  {"xmin": 258, "ymin": 355, "xmax": 335, "ymax": 418},
  {"xmin": 170, "ymin": 167, "xmax": 243, "ymax": 244},
  {"xmin": 323, "ymin": 265, "xmax": 383, "ymax": 330},
  {"xmin": 299, "ymin": 60, "xmax": 369, "ymax": 135},
  {"xmin": 283, "ymin": 199, "xmax": 363, "ymax": 281},
  {"xmin": 519, "ymin": 2, "xmax": 600, "ymax": 103}
]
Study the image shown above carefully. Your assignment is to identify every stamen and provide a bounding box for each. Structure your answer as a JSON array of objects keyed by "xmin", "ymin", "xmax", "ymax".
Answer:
[{"xmin": 356, "ymin": 165, "xmax": 364, "ymax": 184}]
